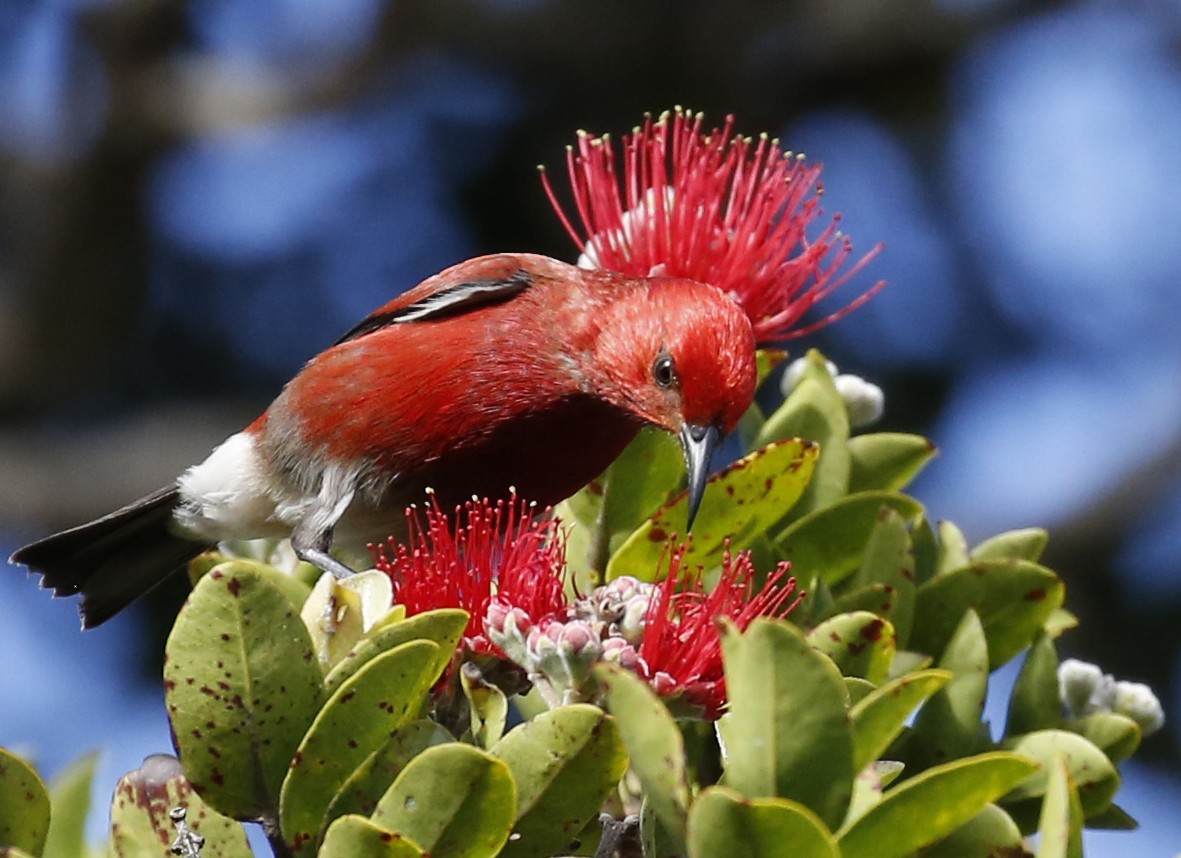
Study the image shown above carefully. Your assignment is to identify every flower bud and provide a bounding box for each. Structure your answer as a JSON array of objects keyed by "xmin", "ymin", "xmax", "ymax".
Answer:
[
  {"xmin": 1112, "ymin": 681, "xmax": 1165, "ymax": 737},
  {"xmin": 1058, "ymin": 658, "xmax": 1105, "ymax": 715},
  {"xmin": 484, "ymin": 597, "xmax": 533, "ymax": 666},
  {"xmin": 834, "ymin": 373, "xmax": 885, "ymax": 427}
]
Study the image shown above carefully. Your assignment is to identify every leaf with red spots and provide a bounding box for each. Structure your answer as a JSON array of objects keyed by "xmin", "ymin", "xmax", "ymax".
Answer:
[
  {"xmin": 371, "ymin": 743, "xmax": 517, "ymax": 858},
  {"xmin": 607, "ymin": 438, "xmax": 818, "ymax": 582},
  {"xmin": 911, "ymin": 560, "xmax": 1065, "ymax": 669},
  {"xmin": 846, "ymin": 507, "xmax": 917, "ymax": 647},
  {"xmin": 806, "ymin": 612, "xmax": 897, "ymax": 685},
  {"xmin": 164, "ymin": 562, "xmax": 325, "ymax": 821},
  {"xmin": 319, "ymin": 815, "xmax": 425, "ymax": 856},
  {"xmin": 108, "ymin": 754, "xmax": 251, "ymax": 858},
  {"xmin": 491, "ymin": 704, "xmax": 628, "ymax": 858},
  {"xmin": 322, "ymin": 720, "xmax": 452, "ymax": 831},
  {"xmin": 0, "ymin": 746, "xmax": 49, "ymax": 855},
  {"xmin": 280, "ymin": 640, "xmax": 441, "ymax": 858}
]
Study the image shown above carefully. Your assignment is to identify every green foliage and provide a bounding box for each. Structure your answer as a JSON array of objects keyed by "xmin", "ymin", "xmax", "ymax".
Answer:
[
  {"xmin": 17, "ymin": 349, "xmax": 1155, "ymax": 857},
  {"xmin": 0, "ymin": 746, "xmax": 50, "ymax": 855}
]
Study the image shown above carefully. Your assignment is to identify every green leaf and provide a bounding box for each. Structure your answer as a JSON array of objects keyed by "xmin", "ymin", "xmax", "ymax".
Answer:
[
  {"xmin": 1036, "ymin": 756, "xmax": 1084, "ymax": 858},
  {"xmin": 108, "ymin": 754, "xmax": 252, "ymax": 858},
  {"xmin": 372, "ymin": 744, "xmax": 516, "ymax": 858},
  {"xmin": 837, "ymin": 753, "xmax": 1038, "ymax": 858},
  {"xmin": 323, "ymin": 608, "xmax": 467, "ymax": 697},
  {"xmin": 934, "ymin": 521, "xmax": 970, "ymax": 575},
  {"xmin": 907, "ymin": 610, "xmax": 990, "ymax": 772},
  {"xmin": 1006, "ymin": 633, "xmax": 1063, "ymax": 737},
  {"xmin": 910, "ymin": 515, "xmax": 938, "ymax": 586},
  {"xmin": 850, "ymin": 508, "xmax": 917, "ymax": 646},
  {"xmin": 847, "ymin": 433, "xmax": 937, "ymax": 494},
  {"xmin": 806, "ymin": 612, "xmax": 896, "ymax": 684},
  {"xmin": 844, "ymin": 761, "xmax": 906, "ymax": 827},
  {"xmin": 1067, "ymin": 712, "xmax": 1141, "ymax": 764},
  {"xmin": 844, "ymin": 677, "xmax": 877, "ymax": 706},
  {"xmin": 607, "ymin": 438, "xmax": 818, "ymax": 581},
  {"xmin": 686, "ymin": 786, "xmax": 839, "ymax": 858},
  {"xmin": 849, "ymin": 670, "xmax": 952, "ymax": 771},
  {"xmin": 163, "ymin": 563, "xmax": 324, "ymax": 820},
  {"xmin": 461, "ymin": 663, "xmax": 509, "ymax": 749},
  {"xmin": 971, "ymin": 528, "xmax": 1049, "ymax": 563},
  {"xmin": 756, "ymin": 350, "xmax": 851, "ymax": 518},
  {"xmin": 1083, "ymin": 803, "xmax": 1138, "ymax": 830},
  {"xmin": 1001, "ymin": 730, "xmax": 1120, "ymax": 817},
  {"xmin": 0, "ymin": 747, "xmax": 49, "ymax": 855},
  {"xmin": 492, "ymin": 704, "xmax": 628, "ymax": 858},
  {"xmin": 720, "ymin": 618, "xmax": 854, "ymax": 830},
  {"xmin": 280, "ymin": 640, "xmax": 441, "ymax": 857},
  {"xmin": 593, "ymin": 664, "xmax": 690, "ymax": 844},
  {"xmin": 911, "ymin": 560, "xmax": 1065, "ymax": 669},
  {"xmin": 42, "ymin": 753, "xmax": 96, "ymax": 858},
  {"xmin": 321, "ymin": 720, "xmax": 452, "ymax": 826},
  {"xmin": 319, "ymin": 815, "xmax": 425, "ymax": 857},
  {"xmin": 1044, "ymin": 608, "xmax": 1079, "ymax": 638},
  {"xmin": 918, "ymin": 804, "xmax": 1024, "ymax": 858},
  {"xmin": 774, "ymin": 492, "xmax": 925, "ymax": 588}
]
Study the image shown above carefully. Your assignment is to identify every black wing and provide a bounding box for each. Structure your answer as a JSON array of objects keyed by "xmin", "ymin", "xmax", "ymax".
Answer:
[{"xmin": 335, "ymin": 269, "xmax": 534, "ymax": 345}]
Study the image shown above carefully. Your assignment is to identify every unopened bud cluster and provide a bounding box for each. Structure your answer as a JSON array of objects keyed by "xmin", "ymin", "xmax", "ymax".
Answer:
[
  {"xmin": 781, "ymin": 356, "xmax": 884, "ymax": 428},
  {"xmin": 485, "ymin": 576, "xmax": 655, "ymax": 708},
  {"xmin": 1058, "ymin": 658, "xmax": 1165, "ymax": 736}
]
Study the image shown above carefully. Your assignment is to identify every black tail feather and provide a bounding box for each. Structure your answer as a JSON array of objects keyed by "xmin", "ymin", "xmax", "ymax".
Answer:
[{"xmin": 10, "ymin": 487, "xmax": 209, "ymax": 628}]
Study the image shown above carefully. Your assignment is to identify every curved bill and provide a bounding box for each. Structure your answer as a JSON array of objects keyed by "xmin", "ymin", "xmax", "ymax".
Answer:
[{"xmin": 680, "ymin": 422, "xmax": 720, "ymax": 531}]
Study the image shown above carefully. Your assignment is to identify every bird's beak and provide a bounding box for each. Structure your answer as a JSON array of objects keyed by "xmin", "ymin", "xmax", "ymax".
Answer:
[{"xmin": 679, "ymin": 422, "xmax": 720, "ymax": 531}]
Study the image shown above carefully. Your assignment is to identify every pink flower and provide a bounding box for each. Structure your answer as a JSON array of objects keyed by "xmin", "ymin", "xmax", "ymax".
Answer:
[
  {"xmin": 636, "ymin": 545, "xmax": 802, "ymax": 718},
  {"xmin": 541, "ymin": 107, "xmax": 883, "ymax": 344},
  {"xmin": 371, "ymin": 493, "xmax": 568, "ymax": 655}
]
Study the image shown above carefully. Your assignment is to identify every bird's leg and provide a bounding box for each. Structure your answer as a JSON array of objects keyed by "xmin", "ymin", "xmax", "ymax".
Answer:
[{"xmin": 291, "ymin": 470, "xmax": 358, "ymax": 580}]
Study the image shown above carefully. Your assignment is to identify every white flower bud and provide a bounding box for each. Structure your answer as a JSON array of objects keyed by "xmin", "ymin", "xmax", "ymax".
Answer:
[
  {"xmin": 1112, "ymin": 681, "xmax": 1165, "ymax": 737},
  {"xmin": 780, "ymin": 356, "xmax": 837, "ymax": 395},
  {"xmin": 834, "ymin": 373, "xmax": 885, "ymax": 428},
  {"xmin": 1059, "ymin": 658, "xmax": 1105, "ymax": 715}
]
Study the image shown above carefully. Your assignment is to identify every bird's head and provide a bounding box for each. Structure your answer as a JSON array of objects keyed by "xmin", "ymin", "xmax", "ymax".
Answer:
[{"xmin": 589, "ymin": 275, "xmax": 758, "ymax": 527}]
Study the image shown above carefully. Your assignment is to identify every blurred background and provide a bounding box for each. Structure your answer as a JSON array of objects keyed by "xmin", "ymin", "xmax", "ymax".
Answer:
[{"xmin": 2, "ymin": 0, "xmax": 1179, "ymax": 852}]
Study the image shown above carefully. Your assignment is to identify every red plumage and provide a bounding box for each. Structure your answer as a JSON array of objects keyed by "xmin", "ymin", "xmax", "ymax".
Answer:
[{"xmin": 11, "ymin": 252, "xmax": 758, "ymax": 626}]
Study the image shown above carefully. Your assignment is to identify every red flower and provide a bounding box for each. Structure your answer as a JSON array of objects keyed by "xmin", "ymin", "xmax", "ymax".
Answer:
[
  {"xmin": 541, "ymin": 107, "xmax": 884, "ymax": 343},
  {"xmin": 637, "ymin": 545, "xmax": 801, "ymax": 718},
  {"xmin": 371, "ymin": 493, "xmax": 568, "ymax": 654}
]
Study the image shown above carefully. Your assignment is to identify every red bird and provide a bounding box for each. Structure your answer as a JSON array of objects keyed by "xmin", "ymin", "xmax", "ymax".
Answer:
[{"xmin": 11, "ymin": 253, "xmax": 757, "ymax": 627}]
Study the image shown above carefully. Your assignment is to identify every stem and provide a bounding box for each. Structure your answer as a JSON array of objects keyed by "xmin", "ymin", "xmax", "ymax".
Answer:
[
  {"xmin": 260, "ymin": 814, "xmax": 293, "ymax": 858},
  {"xmin": 593, "ymin": 813, "xmax": 640, "ymax": 858},
  {"xmin": 588, "ymin": 472, "xmax": 613, "ymax": 577}
]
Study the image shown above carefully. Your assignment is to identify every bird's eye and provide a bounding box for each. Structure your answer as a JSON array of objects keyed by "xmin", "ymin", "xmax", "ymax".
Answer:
[{"xmin": 653, "ymin": 353, "xmax": 677, "ymax": 388}]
